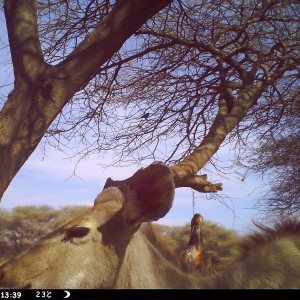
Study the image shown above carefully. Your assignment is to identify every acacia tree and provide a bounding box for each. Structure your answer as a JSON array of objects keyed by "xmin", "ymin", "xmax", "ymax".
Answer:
[
  {"xmin": 237, "ymin": 88, "xmax": 300, "ymax": 218},
  {"xmin": 0, "ymin": 0, "xmax": 299, "ymax": 215},
  {"xmin": 0, "ymin": 0, "xmax": 172, "ymax": 200},
  {"xmin": 44, "ymin": 0, "xmax": 299, "ymax": 203}
]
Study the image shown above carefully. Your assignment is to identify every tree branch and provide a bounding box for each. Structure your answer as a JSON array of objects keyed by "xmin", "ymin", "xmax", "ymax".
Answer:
[
  {"xmin": 174, "ymin": 174, "xmax": 223, "ymax": 193},
  {"xmin": 171, "ymin": 81, "xmax": 268, "ymax": 188},
  {"xmin": 59, "ymin": 0, "xmax": 173, "ymax": 92},
  {"xmin": 103, "ymin": 164, "xmax": 222, "ymax": 193},
  {"xmin": 4, "ymin": 0, "xmax": 47, "ymax": 83}
]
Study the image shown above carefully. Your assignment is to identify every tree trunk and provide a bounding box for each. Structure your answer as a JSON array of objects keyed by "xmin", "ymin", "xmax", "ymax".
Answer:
[{"xmin": 0, "ymin": 0, "xmax": 172, "ymax": 201}]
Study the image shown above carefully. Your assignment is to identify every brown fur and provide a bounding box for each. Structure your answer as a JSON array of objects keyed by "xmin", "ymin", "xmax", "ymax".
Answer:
[
  {"xmin": 238, "ymin": 219, "xmax": 300, "ymax": 260},
  {"xmin": 141, "ymin": 223, "xmax": 184, "ymax": 269},
  {"xmin": 0, "ymin": 202, "xmax": 299, "ymax": 288},
  {"xmin": 0, "ymin": 164, "xmax": 299, "ymax": 289}
]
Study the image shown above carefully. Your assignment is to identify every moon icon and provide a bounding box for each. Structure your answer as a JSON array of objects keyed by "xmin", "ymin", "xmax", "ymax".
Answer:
[{"xmin": 63, "ymin": 290, "xmax": 71, "ymax": 298}]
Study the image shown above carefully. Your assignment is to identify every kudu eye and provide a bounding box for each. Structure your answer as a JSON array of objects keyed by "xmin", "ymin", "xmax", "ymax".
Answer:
[{"xmin": 63, "ymin": 226, "xmax": 90, "ymax": 241}]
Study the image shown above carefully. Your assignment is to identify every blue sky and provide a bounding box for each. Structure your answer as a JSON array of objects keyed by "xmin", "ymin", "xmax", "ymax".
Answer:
[
  {"xmin": 0, "ymin": 10, "xmax": 265, "ymax": 236},
  {"xmin": 1, "ymin": 143, "xmax": 264, "ymax": 235}
]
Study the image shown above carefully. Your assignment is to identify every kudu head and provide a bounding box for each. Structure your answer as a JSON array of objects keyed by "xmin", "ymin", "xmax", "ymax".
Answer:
[{"xmin": 0, "ymin": 163, "xmax": 175, "ymax": 288}]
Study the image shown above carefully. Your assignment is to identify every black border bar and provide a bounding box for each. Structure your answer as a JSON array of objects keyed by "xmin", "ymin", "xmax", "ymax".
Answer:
[{"xmin": 1, "ymin": 289, "xmax": 299, "ymax": 300}]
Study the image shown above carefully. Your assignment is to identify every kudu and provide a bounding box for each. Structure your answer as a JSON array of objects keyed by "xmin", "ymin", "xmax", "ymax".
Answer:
[{"xmin": 0, "ymin": 163, "xmax": 299, "ymax": 288}]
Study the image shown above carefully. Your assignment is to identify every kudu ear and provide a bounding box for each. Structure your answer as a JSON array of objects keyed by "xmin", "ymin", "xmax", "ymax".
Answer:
[{"xmin": 120, "ymin": 163, "xmax": 175, "ymax": 224}]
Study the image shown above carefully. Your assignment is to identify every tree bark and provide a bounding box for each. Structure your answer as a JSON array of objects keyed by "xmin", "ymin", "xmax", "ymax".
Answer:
[
  {"xmin": 171, "ymin": 82, "xmax": 268, "ymax": 190},
  {"xmin": 0, "ymin": 0, "xmax": 172, "ymax": 201}
]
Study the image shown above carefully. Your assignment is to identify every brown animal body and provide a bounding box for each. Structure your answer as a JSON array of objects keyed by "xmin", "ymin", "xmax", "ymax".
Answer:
[{"xmin": 0, "ymin": 163, "xmax": 299, "ymax": 289}]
